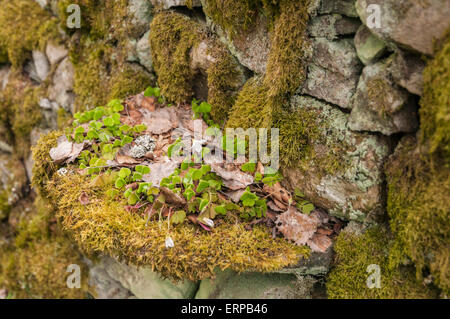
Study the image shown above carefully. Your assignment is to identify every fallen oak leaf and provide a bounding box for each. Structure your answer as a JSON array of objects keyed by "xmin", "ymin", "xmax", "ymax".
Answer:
[{"xmin": 276, "ymin": 206, "xmax": 319, "ymax": 246}]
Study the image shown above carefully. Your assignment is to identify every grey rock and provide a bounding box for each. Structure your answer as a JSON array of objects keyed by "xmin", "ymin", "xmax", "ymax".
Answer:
[
  {"xmin": 302, "ymin": 63, "xmax": 359, "ymax": 108},
  {"xmin": 282, "ymin": 95, "xmax": 390, "ymax": 223},
  {"xmin": 34, "ymin": 0, "xmax": 49, "ymax": 8},
  {"xmin": 46, "ymin": 42, "xmax": 68, "ymax": 65},
  {"xmin": 136, "ymin": 30, "xmax": 153, "ymax": 72},
  {"xmin": 48, "ymin": 57, "xmax": 75, "ymax": 114},
  {"xmin": 92, "ymin": 256, "xmax": 199, "ymax": 299},
  {"xmin": 195, "ymin": 269, "xmax": 318, "ymax": 299},
  {"xmin": 205, "ymin": 13, "xmax": 270, "ymax": 74},
  {"xmin": 319, "ymin": 0, "xmax": 358, "ymax": 17},
  {"xmin": 150, "ymin": 0, "xmax": 202, "ymax": 9},
  {"xmin": 128, "ymin": 0, "xmax": 153, "ymax": 35},
  {"xmin": 275, "ymin": 248, "xmax": 333, "ymax": 276},
  {"xmin": 348, "ymin": 56, "xmax": 419, "ymax": 135},
  {"xmin": 25, "ymin": 128, "xmax": 51, "ymax": 181},
  {"xmin": 39, "ymin": 98, "xmax": 60, "ymax": 130},
  {"xmin": 302, "ymin": 38, "xmax": 362, "ymax": 108},
  {"xmin": 387, "ymin": 50, "xmax": 425, "ymax": 96},
  {"xmin": 356, "ymin": 0, "xmax": 450, "ymax": 56},
  {"xmin": 32, "ymin": 51, "xmax": 50, "ymax": 82},
  {"xmin": 354, "ymin": 25, "xmax": 387, "ymax": 65},
  {"xmin": 308, "ymin": 14, "xmax": 361, "ymax": 40},
  {"xmin": 89, "ymin": 261, "xmax": 135, "ymax": 299},
  {"xmin": 126, "ymin": 38, "xmax": 139, "ymax": 63}
]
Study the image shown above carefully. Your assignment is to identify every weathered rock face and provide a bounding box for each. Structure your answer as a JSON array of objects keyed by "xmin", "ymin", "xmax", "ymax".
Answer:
[
  {"xmin": 319, "ymin": 0, "xmax": 359, "ymax": 17},
  {"xmin": 308, "ymin": 14, "xmax": 361, "ymax": 40},
  {"xmin": 89, "ymin": 256, "xmax": 199, "ymax": 299},
  {"xmin": 354, "ymin": 25, "xmax": 386, "ymax": 65},
  {"xmin": 356, "ymin": 0, "xmax": 450, "ymax": 56},
  {"xmin": 283, "ymin": 95, "xmax": 390, "ymax": 223},
  {"xmin": 387, "ymin": 50, "xmax": 426, "ymax": 96},
  {"xmin": 0, "ymin": 154, "xmax": 28, "ymax": 220},
  {"xmin": 195, "ymin": 269, "xmax": 320, "ymax": 299},
  {"xmin": 48, "ymin": 57, "xmax": 75, "ymax": 114},
  {"xmin": 302, "ymin": 38, "xmax": 362, "ymax": 108},
  {"xmin": 348, "ymin": 56, "xmax": 419, "ymax": 135},
  {"xmin": 205, "ymin": 12, "xmax": 271, "ymax": 75}
]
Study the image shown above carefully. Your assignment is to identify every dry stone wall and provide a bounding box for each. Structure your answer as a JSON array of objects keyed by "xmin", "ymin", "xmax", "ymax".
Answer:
[{"xmin": 0, "ymin": 0, "xmax": 448, "ymax": 298}]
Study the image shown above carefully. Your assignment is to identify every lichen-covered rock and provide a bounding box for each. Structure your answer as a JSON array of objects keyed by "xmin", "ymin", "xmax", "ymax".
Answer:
[
  {"xmin": 356, "ymin": 0, "xmax": 450, "ymax": 56},
  {"xmin": 0, "ymin": 155, "xmax": 28, "ymax": 220},
  {"xmin": 136, "ymin": 30, "xmax": 153, "ymax": 72},
  {"xmin": 308, "ymin": 14, "xmax": 360, "ymax": 40},
  {"xmin": 282, "ymin": 95, "xmax": 390, "ymax": 223},
  {"xmin": 387, "ymin": 50, "xmax": 426, "ymax": 96},
  {"xmin": 128, "ymin": 0, "xmax": 153, "ymax": 36},
  {"xmin": 348, "ymin": 56, "xmax": 419, "ymax": 135},
  {"xmin": 48, "ymin": 57, "xmax": 75, "ymax": 113},
  {"xmin": 302, "ymin": 38, "xmax": 362, "ymax": 108},
  {"xmin": 195, "ymin": 269, "xmax": 319, "ymax": 299},
  {"xmin": 88, "ymin": 262, "xmax": 136, "ymax": 299},
  {"xmin": 90, "ymin": 256, "xmax": 199, "ymax": 299},
  {"xmin": 354, "ymin": 25, "xmax": 387, "ymax": 65}
]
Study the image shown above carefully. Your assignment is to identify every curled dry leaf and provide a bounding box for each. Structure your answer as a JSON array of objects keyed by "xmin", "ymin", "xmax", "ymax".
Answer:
[
  {"xmin": 307, "ymin": 233, "xmax": 333, "ymax": 253},
  {"xmin": 223, "ymin": 189, "xmax": 246, "ymax": 203},
  {"xmin": 50, "ymin": 135, "xmax": 85, "ymax": 164},
  {"xmin": 142, "ymin": 160, "xmax": 179, "ymax": 187},
  {"xmin": 276, "ymin": 207, "xmax": 319, "ymax": 246},
  {"xmin": 263, "ymin": 182, "xmax": 292, "ymax": 205},
  {"xmin": 160, "ymin": 187, "xmax": 186, "ymax": 206},
  {"xmin": 210, "ymin": 163, "xmax": 254, "ymax": 190}
]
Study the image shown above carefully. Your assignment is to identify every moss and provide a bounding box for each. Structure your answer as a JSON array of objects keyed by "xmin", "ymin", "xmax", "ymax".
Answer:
[
  {"xmin": 203, "ymin": 0, "xmax": 260, "ymax": 37},
  {"xmin": 0, "ymin": 190, "xmax": 11, "ymax": 221},
  {"xmin": 0, "ymin": 238, "xmax": 88, "ymax": 299},
  {"xmin": 419, "ymin": 36, "xmax": 450, "ymax": 163},
  {"xmin": 206, "ymin": 42, "xmax": 245, "ymax": 125},
  {"xmin": 0, "ymin": 0, "xmax": 62, "ymax": 67},
  {"xmin": 43, "ymin": 172, "xmax": 308, "ymax": 282},
  {"xmin": 0, "ymin": 71, "xmax": 43, "ymax": 158},
  {"xmin": 385, "ymin": 37, "xmax": 450, "ymax": 294},
  {"xmin": 226, "ymin": 77, "xmax": 272, "ymax": 130},
  {"xmin": 150, "ymin": 11, "xmax": 201, "ymax": 104},
  {"xmin": 31, "ymin": 130, "xmax": 62, "ymax": 196},
  {"xmin": 57, "ymin": 108, "xmax": 73, "ymax": 129},
  {"xmin": 327, "ymin": 226, "xmax": 439, "ymax": 299},
  {"xmin": 386, "ymin": 136, "xmax": 450, "ymax": 294},
  {"xmin": 108, "ymin": 64, "xmax": 154, "ymax": 101},
  {"xmin": 264, "ymin": 0, "xmax": 311, "ymax": 98}
]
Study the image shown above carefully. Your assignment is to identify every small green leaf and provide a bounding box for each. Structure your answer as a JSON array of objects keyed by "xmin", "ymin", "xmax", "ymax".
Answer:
[
  {"xmin": 170, "ymin": 210, "xmax": 186, "ymax": 225},
  {"xmin": 115, "ymin": 177, "xmax": 126, "ymax": 189},
  {"xmin": 127, "ymin": 192, "xmax": 139, "ymax": 205},
  {"xmin": 119, "ymin": 167, "xmax": 131, "ymax": 179},
  {"xmin": 242, "ymin": 162, "xmax": 256, "ymax": 173},
  {"xmin": 199, "ymin": 198, "xmax": 209, "ymax": 212}
]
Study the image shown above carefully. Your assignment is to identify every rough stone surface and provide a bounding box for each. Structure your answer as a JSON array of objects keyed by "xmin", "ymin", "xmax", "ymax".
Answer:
[
  {"xmin": 283, "ymin": 95, "xmax": 390, "ymax": 223},
  {"xmin": 348, "ymin": 56, "xmax": 419, "ymax": 135},
  {"xmin": 136, "ymin": 30, "xmax": 153, "ymax": 72},
  {"xmin": 206, "ymin": 13, "xmax": 270, "ymax": 74},
  {"xmin": 354, "ymin": 25, "xmax": 387, "ymax": 65},
  {"xmin": 0, "ymin": 66, "xmax": 10, "ymax": 90},
  {"xmin": 356, "ymin": 0, "xmax": 450, "ymax": 56},
  {"xmin": 319, "ymin": 0, "xmax": 359, "ymax": 17},
  {"xmin": 195, "ymin": 269, "xmax": 318, "ymax": 299},
  {"xmin": 308, "ymin": 14, "xmax": 361, "ymax": 40},
  {"xmin": 387, "ymin": 50, "xmax": 426, "ymax": 96},
  {"xmin": 151, "ymin": 0, "xmax": 201, "ymax": 9},
  {"xmin": 48, "ymin": 57, "xmax": 75, "ymax": 114},
  {"xmin": 91, "ymin": 256, "xmax": 199, "ymax": 299},
  {"xmin": 302, "ymin": 38, "xmax": 362, "ymax": 108},
  {"xmin": 128, "ymin": 0, "xmax": 153, "ymax": 35},
  {"xmin": 46, "ymin": 42, "xmax": 68, "ymax": 66}
]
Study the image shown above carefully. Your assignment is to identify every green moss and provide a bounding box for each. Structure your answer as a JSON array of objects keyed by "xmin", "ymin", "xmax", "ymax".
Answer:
[
  {"xmin": 108, "ymin": 64, "xmax": 154, "ymax": 101},
  {"xmin": 0, "ymin": 238, "xmax": 88, "ymax": 299},
  {"xmin": 0, "ymin": 190, "xmax": 11, "ymax": 221},
  {"xmin": 0, "ymin": 71, "xmax": 43, "ymax": 158},
  {"xmin": 419, "ymin": 36, "xmax": 450, "ymax": 163},
  {"xmin": 264, "ymin": 0, "xmax": 311, "ymax": 97},
  {"xmin": 385, "ymin": 37, "xmax": 450, "ymax": 295},
  {"xmin": 386, "ymin": 136, "xmax": 450, "ymax": 294},
  {"xmin": 31, "ymin": 130, "xmax": 62, "ymax": 196},
  {"xmin": 0, "ymin": 0, "xmax": 61, "ymax": 67},
  {"xmin": 43, "ymin": 172, "xmax": 307, "ymax": 282},
  {"xmin": 327, "ymin": 226, "xmax": 438, "ymax": 299},
  {"xmin": 150, "ymin": 11, "xmax": 201, "ymax": 104},
  {"xmin": 206, "ymin": 42, "xmax": 245, "ymax": 125}
]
